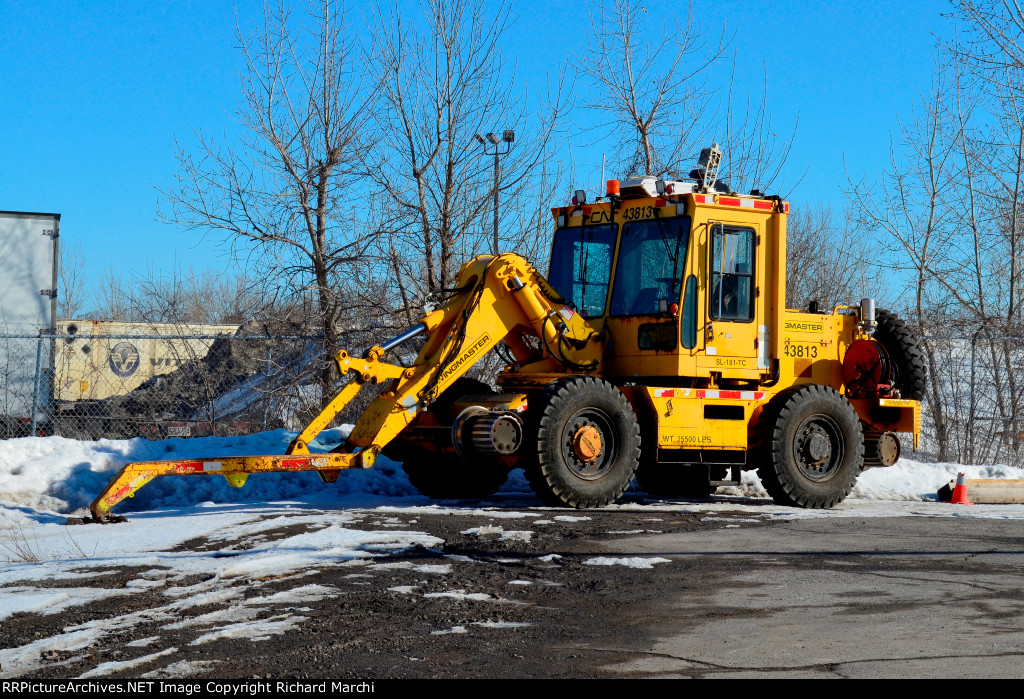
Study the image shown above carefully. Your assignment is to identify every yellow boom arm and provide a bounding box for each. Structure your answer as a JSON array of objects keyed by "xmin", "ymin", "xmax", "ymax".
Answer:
[{"xmin": 87, "ymin": 254, "xmax": 600, "ymax": 522}]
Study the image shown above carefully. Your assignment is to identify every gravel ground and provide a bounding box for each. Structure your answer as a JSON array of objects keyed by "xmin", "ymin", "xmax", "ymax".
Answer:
[{"xmin": 0, "ymin": 506, "xmax": 739, "ymax": 679}]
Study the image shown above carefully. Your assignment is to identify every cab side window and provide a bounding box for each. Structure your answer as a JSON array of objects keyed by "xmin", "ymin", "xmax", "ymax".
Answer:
[
  {"xmin": 709, "ymin": 224, "xmax": 754, "ymax": 322},
  {"xmin": 681, "ymin": 274, "xmax": 698, "ymax": 348}
]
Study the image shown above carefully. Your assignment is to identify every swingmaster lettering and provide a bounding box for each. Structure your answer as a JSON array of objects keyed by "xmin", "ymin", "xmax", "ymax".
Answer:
[
  {"xmin": 785, "ymin": 321, "xmax": 824, "ymax": 333},
  {"xmin": 439, "ymin": 334, "xmax": 490, "ymax": 384}
]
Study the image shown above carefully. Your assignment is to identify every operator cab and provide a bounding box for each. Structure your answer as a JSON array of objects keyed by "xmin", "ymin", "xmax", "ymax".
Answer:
[{"xmin": 547, "ymin": 145, "xmax": 785, "ymax": 386}]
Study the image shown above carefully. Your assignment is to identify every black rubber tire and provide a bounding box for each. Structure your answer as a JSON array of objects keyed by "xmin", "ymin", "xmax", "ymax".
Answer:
[
  {"xmin": 388, "ymin": 377, "xmax": 509, "ymax": 500},
  {"xmin": 525, "ymin": 376, "xmax": 641, "ymax": 508},
  {"xmin": 757, "ymin": 385, "xmax": 864, "ymax": 508},
  {"xmin": 874, "ymin": 309, "xmax": 926, "ymax": 401},
  {"xmin": 637, "ymin": 464, "xmax": 725, "ymax": 497},
  {"xmin": 401, "ymin": 458, "xmax": 509, "ymax": 499}
]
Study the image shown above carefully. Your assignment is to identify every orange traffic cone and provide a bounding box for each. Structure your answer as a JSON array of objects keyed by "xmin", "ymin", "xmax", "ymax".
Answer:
[{"xmin": 950, "ymin": 472, "xmax": 973, "ymax": 505}]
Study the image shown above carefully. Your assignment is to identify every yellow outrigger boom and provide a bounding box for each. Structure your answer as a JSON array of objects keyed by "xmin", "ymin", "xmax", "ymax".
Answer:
[{"xmin": 84, "ymin": 254, "xmax": 600, "ymax": 522}]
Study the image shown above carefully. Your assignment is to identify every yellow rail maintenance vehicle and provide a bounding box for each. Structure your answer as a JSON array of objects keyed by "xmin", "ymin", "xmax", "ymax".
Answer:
[{"xmin": 86, "ymin": 145, "xmax": 923, "ymax": 521}]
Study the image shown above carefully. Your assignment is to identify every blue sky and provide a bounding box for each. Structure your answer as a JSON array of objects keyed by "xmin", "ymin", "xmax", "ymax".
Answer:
[{"xmin": 0, "ymin": 0, "xmax": 951, "ymax": 293}]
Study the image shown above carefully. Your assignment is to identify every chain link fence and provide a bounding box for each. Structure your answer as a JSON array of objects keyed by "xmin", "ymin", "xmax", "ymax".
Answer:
[
  {"xmin": 3, "ymin": 327, "xmax": 1023, "ymax": 470},
  {"xmin": 0, "ymin": 331, "xmax": 337, "ymax": 440},
  {"xmin": 918, "ymin": 334, "xmax": 1024, "ymax": 468}
]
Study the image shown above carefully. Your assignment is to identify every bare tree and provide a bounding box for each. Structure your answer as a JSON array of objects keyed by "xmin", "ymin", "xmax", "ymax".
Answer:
[
  {"xmin": 364, "ymin": 0, "xmax": 567, "ymax": 320},
  {"xmin": 720, "ymin": 60, "xmax": 799, "ymax": 196},
  {"xmin": 57, "ymin": 242, "xmax": 87, "ymax": 320},
  {"xmin": 785, "ymin": 203, "xmax": 876, "ymax": 311},
  {"xmin": 848, "ymin": 34, "xmax": 1024, "ymax": 465},
  {"xmin": 850, "ymin": 58, "xmax": 964, "ymax": 462},
  {"xmin": 91, "ymin": 268, "xmax": 140, "ymax": 322},
  {"xmin": 576, "ymin": 0, "xmax": 725, "ymax": 177},
  {"xmin": 160, "ymin": 0, "xmax": 371, "ymax": 398},
  {"xmin": 131, "ymin": 267, "xmax": 278, "ymax": 326}
]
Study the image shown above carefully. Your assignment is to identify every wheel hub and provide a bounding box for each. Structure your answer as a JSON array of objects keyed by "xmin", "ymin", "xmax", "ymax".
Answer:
[
  {"xmin": 794, "ymin": 417, "xmax": 843, "ymax": 482},
  {"xmin": 806, "ymin": 430, "xmax": 831, "ymax": 463},
  {"xmin": 560, "ymin": 410, "xmax": 618, "ymax": 481},
  {"xmin": 573, "ymin": 425, "xmax": 603, "ymax": 462}
]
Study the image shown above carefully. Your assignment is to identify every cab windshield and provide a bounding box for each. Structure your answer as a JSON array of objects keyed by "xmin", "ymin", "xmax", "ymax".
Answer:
[
  {"xmin": 609, "ymin": 216, "xmax": 692, "ymax": 315},
  {"xmin": 547, "ymin": 224, "xmax": 617, "ymax": 317}
]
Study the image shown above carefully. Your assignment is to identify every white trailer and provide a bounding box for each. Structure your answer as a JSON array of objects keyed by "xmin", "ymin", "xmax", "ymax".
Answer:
[{"xmin": 0, "ymin": 211, "xmax": 59, "ymax": 434}]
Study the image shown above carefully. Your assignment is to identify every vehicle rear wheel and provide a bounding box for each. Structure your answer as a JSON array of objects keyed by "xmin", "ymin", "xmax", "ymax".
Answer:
[
  {"xmin": 757, "ymin": 385, "xmax": 864, "ymax": 508},
  {"xmin": 525, "ymin": 376, "xmax": 641, "ymax": 508}
]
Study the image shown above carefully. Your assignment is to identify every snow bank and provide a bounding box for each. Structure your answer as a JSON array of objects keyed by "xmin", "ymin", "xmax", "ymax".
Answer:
[
  {"xmin": 1, "ymin": 427, "xmax": 1024, "ymax": 522},
  {"xmin": 0, "ymin": 427, "xmax": 424, "ymax": 516}
]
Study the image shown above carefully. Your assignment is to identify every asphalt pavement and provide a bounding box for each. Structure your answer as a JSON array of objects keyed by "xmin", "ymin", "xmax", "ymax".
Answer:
[{"xmin": 599, "ymin": 513, "xmax": 1024, "ymax": 678}]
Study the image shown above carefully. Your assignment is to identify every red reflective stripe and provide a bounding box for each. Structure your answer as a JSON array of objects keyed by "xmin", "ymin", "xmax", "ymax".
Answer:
[
  {"xmin": 691, "ymin": 389, "xmax": 766, "ymax": 401},
  {"xmin": 753, "ymin": 200, "xmax": 772, "ymax": 210},
  {"xmin": 718, "ymin": 197, "xmax": 741, "ymax": 206},
  {"xmin": 282, "ymin": 459, "xmax": 312, "ymax": 470},
  {"xmin": 108, "ymin": 485, "xmax": 131, "ymax": 504},
  {"xmin": 783, "ymin": 202, "xmax": 790, "ymax": 213},
  {"xmin": 583, "ymin": 206, "xmax": 593, "ymax": 216},
  {"xmin": 655, "ymin": 198, "xmax": 668, "ymax": 207},
  {"xmin": 173, "ymin": 461, "xmax": 205, "ymax": 474}
]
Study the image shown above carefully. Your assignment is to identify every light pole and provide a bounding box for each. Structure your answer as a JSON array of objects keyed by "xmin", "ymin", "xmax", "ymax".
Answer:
[{"xmin": 473, "ymin": 130, "xmax": 514, "ymax": 255}]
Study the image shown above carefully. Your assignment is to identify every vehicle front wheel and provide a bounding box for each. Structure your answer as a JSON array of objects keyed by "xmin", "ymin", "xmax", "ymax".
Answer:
[{"xmin": 525, "ymin": 376, "xmax": 641, "ymax": 508}]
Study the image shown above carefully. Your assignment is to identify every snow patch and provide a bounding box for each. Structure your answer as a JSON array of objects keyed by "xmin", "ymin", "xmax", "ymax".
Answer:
[
  {"xmin": 0, "ymin": 587, "xmax": 133, "ymax": 621},
  {"xmin": 461, "ymin": 526, "xmax": 533, "ymax": 542},
  {"xmin": 78, "ymin": 647, "xmax": 177, "ymax": 678},
  {"xmin": 431, "ymin": 625, "xmax": 468, "ymax": 635},
  {"xmin": 0, "ymin": 626, "xmax": 105, "ymax": 675},
  {"xmin": 423, "ymin": 590, "xmax": 495, "ymax": 601},
  {"xmin": 141, "ymin": 660, "xmax": 222, "ymax": 679},
  {"xmin": 584, "ymin": 557, "xmax": 671, "ymax": 569},
  {"xmin": 249, "ymin": 584, "xmax": 340, "ymax": 604},
  {"xmin": 189, "ymin": 613, "xmax": 307, "ymax": 645},
  {"xmin": 474, "ymin": 621, "xmax": 532, "ymax": 629},
  {"xmin": 431, "ymin": 621, "xmax": 531, "ymax": 634}
]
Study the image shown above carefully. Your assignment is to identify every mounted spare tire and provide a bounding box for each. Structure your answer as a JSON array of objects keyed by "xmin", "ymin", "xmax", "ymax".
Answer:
[{"xmin": 873, "ymin": 309, "xmax": 926, "ymax": 401}]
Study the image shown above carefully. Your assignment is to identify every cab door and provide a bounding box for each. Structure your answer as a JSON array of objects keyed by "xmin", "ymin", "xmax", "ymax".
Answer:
[{"xmin": 700, "ymin": 222, "xmax": 766, "ymax": 376}]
